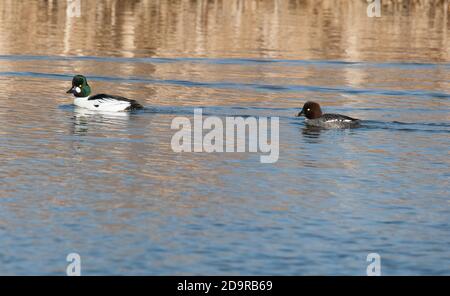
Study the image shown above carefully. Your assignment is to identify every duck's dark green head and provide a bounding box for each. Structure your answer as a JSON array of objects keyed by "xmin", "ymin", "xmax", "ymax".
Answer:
[{"xmin": 67, "ymin": 75, "xmax": 91, "ymax": 97}]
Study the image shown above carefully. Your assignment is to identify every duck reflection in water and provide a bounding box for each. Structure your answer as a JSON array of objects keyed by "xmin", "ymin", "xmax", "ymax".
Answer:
[
  {"xmin": 71, "ymin": 106, "xmax": 130, "ymax": 136},
  {"xmin": 301, "ymin": 126, "xmax": 324, "ymax": 143}
]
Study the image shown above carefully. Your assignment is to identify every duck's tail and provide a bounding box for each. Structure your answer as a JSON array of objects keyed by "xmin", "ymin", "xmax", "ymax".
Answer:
[{"xmin": 125, "ymin": 100, "xmax": 144, "ymax": 111}]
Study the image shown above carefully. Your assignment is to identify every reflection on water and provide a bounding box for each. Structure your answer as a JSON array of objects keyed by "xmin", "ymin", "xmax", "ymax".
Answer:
[
  {"xmin": 71, "ymin": 106, "xmax": 132, "ymax": 135},
  {"xmin": 301, "ymin": 126, "xmax": 324, "ymax": 142},
  {"xmin": 0, "ymin": 0, "xmax": 448, "ymax": 61},
  {"xmin": 0, "ymin": 0, "xmax": 449, "ymax": 275}
]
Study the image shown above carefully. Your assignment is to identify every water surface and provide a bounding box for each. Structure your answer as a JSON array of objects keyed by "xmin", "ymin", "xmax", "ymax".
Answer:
[{"xmin": 0, "ymin": 0, "xmax": 449, "ymax": 275}]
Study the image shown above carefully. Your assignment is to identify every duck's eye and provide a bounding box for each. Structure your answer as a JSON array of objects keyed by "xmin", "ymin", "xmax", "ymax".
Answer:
[
  {"xmin": 307, "ymin": 108, "xmax": 310, "ymax": 111},
  {"xmin": 75, "ymin": 87, "xmax": 81, "ymax": 93}
]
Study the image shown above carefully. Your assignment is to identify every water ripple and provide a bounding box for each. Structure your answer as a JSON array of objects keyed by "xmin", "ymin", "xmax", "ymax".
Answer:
[
  {"xmin": 0, "ymin": 54, "xmax": 449, "ymax": 69},
  {"xmin": 1, "ymin": 71, "xmax": 449, "ymax": 99}
]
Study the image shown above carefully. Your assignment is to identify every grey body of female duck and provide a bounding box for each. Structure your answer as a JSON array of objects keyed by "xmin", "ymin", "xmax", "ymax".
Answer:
[{"xmin": 297, "ymin": 101, "xmax": 360, "ymax": 128}]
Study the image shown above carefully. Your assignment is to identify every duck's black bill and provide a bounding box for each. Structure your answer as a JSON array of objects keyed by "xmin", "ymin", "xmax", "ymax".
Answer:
[
  {"xmin": 296, "ymin": 110, "xmax": 304, "ymax": 117},
  {"xmin": 66, "ymin": 86, "xmax": 75, "ymax": 94}
]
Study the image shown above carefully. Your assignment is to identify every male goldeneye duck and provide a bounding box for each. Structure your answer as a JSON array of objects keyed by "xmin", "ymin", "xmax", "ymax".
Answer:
[
  {"xmin": 296, "ymin": 101, "xmax": 360, "ymax": 128},
  {"xmin": 66, "ymin": 75, "xmax": 143, "ymax": 112}
]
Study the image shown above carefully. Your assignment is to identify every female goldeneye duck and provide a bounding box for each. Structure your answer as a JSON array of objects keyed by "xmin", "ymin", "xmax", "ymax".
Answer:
[
  {"xmin": 66, "ymin": 75, "xmax": 143, "ymax": 112},
  {"xmin": 296, "ymin": 101, "xmax": 360, "ymax": 128}
]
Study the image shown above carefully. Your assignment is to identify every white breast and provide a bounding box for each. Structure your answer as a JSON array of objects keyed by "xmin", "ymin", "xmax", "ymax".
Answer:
[{"xmin": 74, "ymin": 96, "xmax": 131, "ymax": 112}]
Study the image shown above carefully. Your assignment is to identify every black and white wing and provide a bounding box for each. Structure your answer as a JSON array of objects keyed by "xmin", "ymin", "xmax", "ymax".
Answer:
[
  {"xmin": 88, "ymin": 94, "xmax": 143, "ymax": 111},
  {"xmin": 321, "ymin": 113, "xmax": 359, "ymax": 122}
]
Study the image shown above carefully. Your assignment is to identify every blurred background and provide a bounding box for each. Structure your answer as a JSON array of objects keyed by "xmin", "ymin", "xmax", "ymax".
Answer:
[{"xmin": 0, "ymin": 0, "xmax": 448, "ymax": 60}]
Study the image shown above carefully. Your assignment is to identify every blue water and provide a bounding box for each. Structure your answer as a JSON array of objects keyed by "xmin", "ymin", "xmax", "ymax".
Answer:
[
  {"xmin": 0, "ymin": 53, "xmax": 449, "ymax": 275},
  {"xmin": 1, "ymin": 0, "xmax": 450, "ymax": 275}
]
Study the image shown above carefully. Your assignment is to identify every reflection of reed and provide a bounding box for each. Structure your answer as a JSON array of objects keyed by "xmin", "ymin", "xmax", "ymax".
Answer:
[{"xmin": 0, "ymin": 0, "xmax": 447, "ymax": 61}]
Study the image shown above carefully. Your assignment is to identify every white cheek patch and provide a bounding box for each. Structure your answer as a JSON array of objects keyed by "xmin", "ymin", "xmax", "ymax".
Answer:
[{"xmin": 75, "ymin": 87, "xmax": 81, "ymax": 93}]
